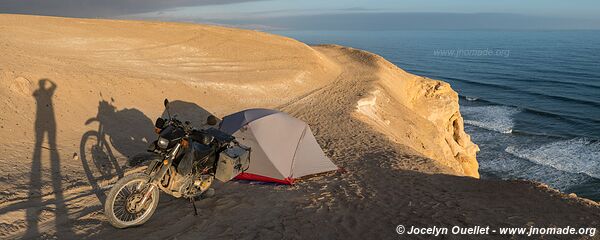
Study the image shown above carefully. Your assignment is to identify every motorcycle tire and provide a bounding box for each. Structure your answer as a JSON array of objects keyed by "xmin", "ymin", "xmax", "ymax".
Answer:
[{"xmin": 104, "ymin": 173, "xmax": 160, "ymax": 228}]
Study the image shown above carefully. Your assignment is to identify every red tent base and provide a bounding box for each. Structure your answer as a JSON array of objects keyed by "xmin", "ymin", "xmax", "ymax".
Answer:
[{"xmin": 235, "ymin": 172, "xmax": 294, "ymax": 185}]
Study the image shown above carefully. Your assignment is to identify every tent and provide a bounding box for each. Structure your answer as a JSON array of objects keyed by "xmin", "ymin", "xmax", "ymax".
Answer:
[{"xmin": 219, "ymin": 109, "xmax": 337, "ymax": 184}]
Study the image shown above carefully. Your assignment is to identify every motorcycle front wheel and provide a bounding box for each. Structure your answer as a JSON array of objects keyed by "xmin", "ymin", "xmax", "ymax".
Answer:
[{"xmin": 104, "ymin": 173, "xmax": 160, "ymax": 228}]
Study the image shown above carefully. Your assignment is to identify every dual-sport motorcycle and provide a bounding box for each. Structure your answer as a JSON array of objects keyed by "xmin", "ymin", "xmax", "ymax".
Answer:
[{"xmin": 104, "ymin": 99, "xmax": 250, "ymax": 228}]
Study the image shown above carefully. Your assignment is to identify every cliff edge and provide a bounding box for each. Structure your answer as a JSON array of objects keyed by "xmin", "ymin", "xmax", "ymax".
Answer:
[
  {"xmin": 348, "ymin": 47, "xmax": 480, "ymax": 177},
  {"xmin": 1, "ymin": 14, "xmax": 598, "ymax": 240}
]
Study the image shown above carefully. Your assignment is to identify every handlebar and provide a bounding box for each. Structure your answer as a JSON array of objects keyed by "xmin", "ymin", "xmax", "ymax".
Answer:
[{"xmin": 161, "ymin": 116, "xmax": 236, "ymax": 148}]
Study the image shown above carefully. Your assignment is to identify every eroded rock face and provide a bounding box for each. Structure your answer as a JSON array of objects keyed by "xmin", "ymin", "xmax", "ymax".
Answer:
[
  {"xmin": 448, "ymin": 112, "xmax": 480, "ymax": 178},
  {"xmin": 412, "ymin": 78, "xmax": 480, "ymax": 178},
  {"xmin": 353, "ymin": 50, "xmax": 480, "ymax": 178}
]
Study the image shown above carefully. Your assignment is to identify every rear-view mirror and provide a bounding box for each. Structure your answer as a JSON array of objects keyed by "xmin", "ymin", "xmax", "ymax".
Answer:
[
  {"xmin": 155, "ymin": 118, "xmax": 165, "ymax": 128},
  {"xmin": 206, "ymin": 115, "xmax": 218, "ymax": 126}
]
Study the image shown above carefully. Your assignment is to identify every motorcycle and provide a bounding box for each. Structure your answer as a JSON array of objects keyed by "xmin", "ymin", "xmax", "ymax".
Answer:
[{"xmin": 104, "ymin": 99, "xmax": 250, "ymax": 228}]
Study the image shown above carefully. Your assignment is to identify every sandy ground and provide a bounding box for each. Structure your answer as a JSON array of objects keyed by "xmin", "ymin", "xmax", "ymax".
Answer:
[{"xmin": 0, "ymin": 14, "xmax": 599, "ymax": 239}]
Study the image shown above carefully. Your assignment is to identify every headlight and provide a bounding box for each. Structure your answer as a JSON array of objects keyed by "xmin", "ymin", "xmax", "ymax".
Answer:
[{"xmin": 157, "ymin": 137, "xmax": 169, "ymax": 149}]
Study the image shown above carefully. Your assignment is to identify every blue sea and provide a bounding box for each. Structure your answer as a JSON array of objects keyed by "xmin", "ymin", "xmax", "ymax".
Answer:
[{"xmin": 272, "ymin": 30, "xmax": 600, "ymax": 200}]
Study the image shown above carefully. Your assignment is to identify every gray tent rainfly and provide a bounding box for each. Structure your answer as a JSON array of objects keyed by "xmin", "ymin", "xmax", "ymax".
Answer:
[{"xmin": 219, "ymin": 109, "xmax": 337, "ymax": 184}]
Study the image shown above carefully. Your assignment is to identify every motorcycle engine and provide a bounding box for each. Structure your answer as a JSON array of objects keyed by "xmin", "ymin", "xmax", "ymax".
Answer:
[
  {"xmin": 173, "ymin": 174, "xmax": 195, "ymax": 198},
  {"xmin": 161, "ymin": 167, "xmax": 195, "ymax": 198}
]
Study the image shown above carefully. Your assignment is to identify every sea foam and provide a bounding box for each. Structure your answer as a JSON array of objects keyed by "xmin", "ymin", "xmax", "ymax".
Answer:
[
  {"xmin": 461, "ymin": 105, "xmax": 519, "ymax": 134},
  {"xmin": 505, "ymin": 138, "xmax": 600, "ymax": 179}
]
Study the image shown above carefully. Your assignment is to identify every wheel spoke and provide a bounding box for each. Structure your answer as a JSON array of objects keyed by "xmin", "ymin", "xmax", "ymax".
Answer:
[{"xmin": 111, "ymin": 179, "xmax": 155, "ymax": 224}]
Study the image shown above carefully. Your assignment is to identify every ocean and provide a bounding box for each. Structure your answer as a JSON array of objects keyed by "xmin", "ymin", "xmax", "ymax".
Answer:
[{"xmin": 272, "ymin": 30, "xmax": 600, "ymax": 200}]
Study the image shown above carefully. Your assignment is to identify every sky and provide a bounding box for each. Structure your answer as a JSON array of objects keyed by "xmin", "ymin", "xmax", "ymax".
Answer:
[{"xmin": 1, "ymin": 0, "xmax": 599, "ymax": 30}]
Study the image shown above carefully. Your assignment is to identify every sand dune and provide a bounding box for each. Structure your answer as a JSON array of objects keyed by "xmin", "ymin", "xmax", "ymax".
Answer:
[{"xmin": 0, "ymin": 14, "xmax": 599, "ymax": 239}]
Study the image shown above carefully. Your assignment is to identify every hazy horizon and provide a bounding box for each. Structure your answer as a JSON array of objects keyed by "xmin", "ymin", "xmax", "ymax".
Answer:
[{"xmin": 1, "ymin": 0, "xmax": 600, "ymax": 30}]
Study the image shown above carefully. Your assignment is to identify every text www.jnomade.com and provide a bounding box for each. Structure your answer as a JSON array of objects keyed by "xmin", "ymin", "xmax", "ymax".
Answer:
[{"xmin": 396, "ymin": 225, "xmax": 596, "ymax": 237}]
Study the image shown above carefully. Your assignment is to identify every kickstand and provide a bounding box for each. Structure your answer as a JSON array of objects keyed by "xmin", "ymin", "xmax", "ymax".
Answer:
[{"xmin": 189, "ymin": 197, "xmax": 198, "ymax": 216}]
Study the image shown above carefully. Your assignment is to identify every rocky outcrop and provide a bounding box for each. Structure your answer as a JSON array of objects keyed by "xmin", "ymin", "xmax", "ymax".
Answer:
[{"xmin": 352, "ymin": 48, "xmax": 480, "ymax": 178}]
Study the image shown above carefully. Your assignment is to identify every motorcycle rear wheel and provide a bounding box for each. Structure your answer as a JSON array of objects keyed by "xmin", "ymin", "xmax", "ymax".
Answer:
[{"xmin": 104, "ymin": 173, "xmax": 159, "ymax": 228}]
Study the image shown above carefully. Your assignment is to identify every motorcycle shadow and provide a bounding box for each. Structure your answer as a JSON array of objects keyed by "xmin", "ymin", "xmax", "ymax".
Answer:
[{"xmin": 79, "ymin": 99, "xmax": 217, "ymax": 205}]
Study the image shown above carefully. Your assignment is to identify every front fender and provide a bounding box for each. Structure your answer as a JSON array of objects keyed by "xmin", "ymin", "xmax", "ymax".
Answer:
[
  {"xmin": 145, "ymin": 158, "xmax": 162, "ymax": 176},
  {"xmin": 85, "ymin": 117, "xmax": 99, "ymax": 125}
]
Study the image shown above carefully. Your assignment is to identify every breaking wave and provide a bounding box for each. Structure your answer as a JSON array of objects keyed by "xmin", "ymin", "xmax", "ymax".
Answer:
[
  {"xmin": 505, "ymin": 138, "xmax": 600, "ymax": 179},
  {"xmin": 461, "ymin": 105, "xmax": 520, "ymax": 134}
]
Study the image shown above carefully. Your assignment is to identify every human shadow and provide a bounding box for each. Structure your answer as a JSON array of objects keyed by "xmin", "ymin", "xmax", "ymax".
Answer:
[
  {"xmin": 25, "ymin": 79, "xmax": 74, "ymax": 238},
  {"xmin": 79, "ymin": 96, "xmax": 155, "ymax": 205}
]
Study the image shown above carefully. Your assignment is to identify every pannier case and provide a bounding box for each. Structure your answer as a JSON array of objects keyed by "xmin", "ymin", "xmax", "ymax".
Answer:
[{"xmin": 215, "ymin": 145, "xmax": 250, "ymax": 182}]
